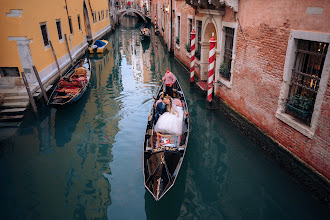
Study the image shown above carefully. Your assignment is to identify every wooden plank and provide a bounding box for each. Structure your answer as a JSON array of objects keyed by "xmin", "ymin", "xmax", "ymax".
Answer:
[
  {"xmin": 49, "ymin": 40, "xmax": 62, "ymax": 78},
  {"xmin": 64, "ymin": 34, "xmax": 74, "ymax": 67},
  {"xmin": 21, "ymin": 71, "xmax": 37, "ymax": 114},
  {"xmin": 33, "ymin": 66, "xmax": 48, "ymax": 103}
]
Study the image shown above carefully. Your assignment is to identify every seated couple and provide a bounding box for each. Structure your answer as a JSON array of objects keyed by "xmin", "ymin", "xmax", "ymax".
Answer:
[{"xmin": 154, "ymin": 95, "xmax": 184, "ymax": 135}]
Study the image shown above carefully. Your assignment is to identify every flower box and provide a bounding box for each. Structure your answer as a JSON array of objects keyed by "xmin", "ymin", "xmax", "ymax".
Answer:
[{"xmin": 286, "ymin": 103, "xmax": 312, "ymax": 119}]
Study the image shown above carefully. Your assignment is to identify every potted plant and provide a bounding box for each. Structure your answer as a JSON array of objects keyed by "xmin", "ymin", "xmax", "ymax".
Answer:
[
  {"xmin": 185, "ymin": 43, "xmax": 191, "ymax": 52},
  {"xmin": 219, "ymin": 62, "xmax": 230, "ymax": 79},
  {"xmin": 176, "ymin": 37, "xmax": 180, "ymax": 45},
  {"xmin": 286, "ymin": 94, "xmax": 314, "ymax": 118}
]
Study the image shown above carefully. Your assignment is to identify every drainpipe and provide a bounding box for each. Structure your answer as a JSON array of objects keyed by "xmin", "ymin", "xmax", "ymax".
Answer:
[{"xmin": 170, "ymin": 0, "xmax": 173, "ymax": 55}]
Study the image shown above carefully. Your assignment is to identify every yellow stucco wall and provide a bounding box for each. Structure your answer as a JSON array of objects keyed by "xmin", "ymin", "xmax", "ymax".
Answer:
[{"xmin": 0, "ymin": 0, "xmax": 110, "ymax": 78}]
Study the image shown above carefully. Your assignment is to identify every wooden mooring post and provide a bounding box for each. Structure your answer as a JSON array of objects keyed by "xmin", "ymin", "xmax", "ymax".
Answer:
[
  {"xmin": 21, "ymin": 71, "xmax": 38, "ymax": 114},
  {"xmin": 64, "ymin": 34, "xmax": 74, "ymax": 67},
  {"xmin": 49, "ymin": 40, "xmax": 62, "ymax": 78},
  {"xmin": 32, "ymin": 66, "xmax": 48, "ymax": 103}
]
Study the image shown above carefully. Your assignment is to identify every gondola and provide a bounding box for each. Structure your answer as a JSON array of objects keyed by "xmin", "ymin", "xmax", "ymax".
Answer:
[
  {"xmin": 143, "ymin": 80, "xmax": 189, "ymax": 201},
  {"xmin": 47, "ymin": 58, "xmax": 91, "ymax": 106},
  {"xmin": 140, "ymin": 23, "xmax": 151, "ymax": 39}
]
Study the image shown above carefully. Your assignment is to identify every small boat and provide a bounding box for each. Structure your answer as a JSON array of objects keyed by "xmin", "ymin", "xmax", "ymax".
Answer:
[
  {"xmin": 48, "ymin": 58, "xmax": 91, "ymax": 106},
  {"xmin": 89, "ymin": 40, "xmax": 108, "ymax": 54},
  {"xmin": 140, "ymin": 24, "xmax": 151, "ymax": 38},
  {"xmin": 143, "ymin": 80, "xmax": 189, "ymax": 201}
]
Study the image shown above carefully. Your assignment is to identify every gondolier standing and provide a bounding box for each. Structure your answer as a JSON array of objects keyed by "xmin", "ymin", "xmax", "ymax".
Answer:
[{"xmin": 161, "ymin": 67, "xmax": 177, "ymax": 97}]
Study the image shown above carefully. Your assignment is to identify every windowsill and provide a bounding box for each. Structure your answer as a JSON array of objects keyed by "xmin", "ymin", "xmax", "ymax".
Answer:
[
  {"xmin": 44, "ymin": 45, "xmax": 50, "ymax": 50},
  {"xmin": 59, "ymin": 39, "xmax": 64, "ymax": 43},
  {"xmin": 186, "ymin": 51, "xmax": 191, "ymax": 58},
  {"xmin": 175, "ymin": 44, "xmax": 180, "ymax": 49},
  {"xmin": 275, "ymin": 111, "xmax": 314, "ymax": 139},
  {"xmin": 218, "ymin": 76, "xmax": 232, "ymax": 88}
]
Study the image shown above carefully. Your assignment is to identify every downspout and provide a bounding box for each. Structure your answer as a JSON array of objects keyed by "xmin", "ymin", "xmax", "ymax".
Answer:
[{"xmin": 170, "ymin": 0, "xmax": 173, "ymax": 54}]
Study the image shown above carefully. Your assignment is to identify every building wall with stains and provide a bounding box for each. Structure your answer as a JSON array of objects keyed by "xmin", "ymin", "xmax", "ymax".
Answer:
[{"xmin": 216, "ymin": 0, "xmax": 330, "ymax": 179}]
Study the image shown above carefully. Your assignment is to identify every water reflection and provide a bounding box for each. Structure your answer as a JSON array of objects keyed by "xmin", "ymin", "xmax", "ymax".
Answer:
[{"xmin": 0, "ymin": 16, "xmax": 329, "ymax": 220}]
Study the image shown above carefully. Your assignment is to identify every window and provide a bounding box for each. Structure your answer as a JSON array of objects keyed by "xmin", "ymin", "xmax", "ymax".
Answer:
[
  {"xmin": 196, "ymin": 20, "xmax": 202, "ymax": 59},
  {"xmin": 56, "ymin": 19, "xmax": 63, "ymax": 41},
  {"xmin": 0, "ymin": 67, "xmax": 20, "ymax": 77},
  {"xmin": 106, "ymin": 10, "xmax": 108, "ymax": 18},
  {"xmin": 276, "ymin": 30, "xmax": 330, "ymax": 138},
  {"xmin": 68, "ymin": 16, "xmax": 73, "ymax": 34},
  {"xmin": 221, "ymin": 27, "xmax": 234, "ymax": 80},
  {"xmin": 77, "ymin": 15, "xmax": 81, "ymax": 31},
  {"xmin": 98, "ymin": 11, "xmax": 101, "ymax": 21},
  {"xmin": 188, "ymin": 18, "xmax": 193, "ymax": 47},
  {"xmin": 176, "ymin": 16, "xmax": 180, "ymax": 45},
  {"xmin": 92, "ymin": 12, "xmax": 97, "ymax": 23},
  {"xmin": 40, "ymin": 22, "xmax": 49, "ymax": 47},
  {"xmin": 285, "ymin": 40, "xmax": 328, "ymax": 124}
]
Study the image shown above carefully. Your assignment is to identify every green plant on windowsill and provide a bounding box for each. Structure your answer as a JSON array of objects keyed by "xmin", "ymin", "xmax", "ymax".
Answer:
[
  {"xmin": 176, "ymin": 37, "xmax": 180, "ymax": 45},
  {"xmin": 185, "ymin": 43, "xmax": 191, "ymax": 52},
  {"xmin": 219, "ymin": 62, "xmax": 230, "ymax": 78},
  {"xmin": 287, "ymin": 94, "xmax": 314, "ymax": 112}
]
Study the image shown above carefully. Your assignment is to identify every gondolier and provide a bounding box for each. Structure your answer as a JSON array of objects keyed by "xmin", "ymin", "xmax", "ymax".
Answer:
[{"xmin": 161, "ymin": 67, "xmax": 176, "ymax": 97}]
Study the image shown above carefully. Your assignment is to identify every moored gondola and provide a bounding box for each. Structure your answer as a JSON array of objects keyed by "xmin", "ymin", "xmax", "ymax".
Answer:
[
  {"xmin": 47, "ymin": 58, "xmax": 91, "ymax": 106},
  {"xmin": 143, "ymin": 80, "xmax": 189, "ymax": 201}
]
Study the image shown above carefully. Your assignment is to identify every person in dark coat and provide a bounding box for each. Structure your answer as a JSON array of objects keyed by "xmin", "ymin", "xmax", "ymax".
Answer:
[{"xmin": 154, "ymin": 96, "xmax": 170, "ymax": 123}]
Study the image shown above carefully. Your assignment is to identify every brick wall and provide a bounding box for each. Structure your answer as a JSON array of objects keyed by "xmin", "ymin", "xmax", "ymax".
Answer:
[{"xmin": 216, "ymin": 1, "xmax": 330, "ymax": 179}]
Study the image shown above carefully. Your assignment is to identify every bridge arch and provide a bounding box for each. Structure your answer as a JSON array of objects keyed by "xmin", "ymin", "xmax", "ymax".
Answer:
[{"xmin": 118, "ymin": 9, "xmax": 147, "ymax": 22}]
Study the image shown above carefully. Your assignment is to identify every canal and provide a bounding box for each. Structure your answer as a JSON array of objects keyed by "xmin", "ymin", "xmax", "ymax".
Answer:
[{"xmin": 0, "ymin": 18, "xmax": 329, "ymax": 219}]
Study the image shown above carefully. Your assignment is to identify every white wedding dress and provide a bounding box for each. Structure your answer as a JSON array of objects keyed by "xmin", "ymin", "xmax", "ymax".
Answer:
[{"xmin": 154, "ymin": 100, "xmax": 184, "ymax": 135}]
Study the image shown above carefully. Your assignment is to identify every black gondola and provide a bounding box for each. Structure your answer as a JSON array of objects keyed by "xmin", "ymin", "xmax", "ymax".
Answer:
[{"xmin": 143, "ymin": 80, "xmax": 189, "ymax": 201}]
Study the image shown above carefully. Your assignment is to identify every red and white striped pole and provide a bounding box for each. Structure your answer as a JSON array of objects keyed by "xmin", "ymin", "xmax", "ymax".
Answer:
[
  {"xmin": 190, "ymin": 28, "xmax": 196, "ymax": 83},
  {"xmin": 207, "ymin": 33, "xmax": 216, "ymax": 102},
  {"xmin": 154, "ymin": 15, "xmax": 157, "ymax": 29}
]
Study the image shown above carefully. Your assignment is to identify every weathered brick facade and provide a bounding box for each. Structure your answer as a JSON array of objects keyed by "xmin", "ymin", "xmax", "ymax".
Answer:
[{"xmin": 153, "ymin": 0, "xmax": 330, "ymax": 180}]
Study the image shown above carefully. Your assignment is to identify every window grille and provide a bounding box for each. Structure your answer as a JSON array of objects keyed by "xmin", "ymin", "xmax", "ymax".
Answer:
[
  {"xmin": 196, "ymin": 20, "xmax": 202, "ymax": 59},
  {"xmin": 56, "ymin": 20, "xmax": 63, "ymax": 41},
  {"xmin": 40, "ymin": 23, "xmax": 49, "ymax": 47},
  {"xmin": 221, "ymin": 27, "xmax": 234, "ymax": 80},
  {"xmin": 286, "ymin": 39, "xmax": 329, "ymax": 124},
  {"xmin": 188, "ymin": 18, "xmax": 192, "ymax": 47}
]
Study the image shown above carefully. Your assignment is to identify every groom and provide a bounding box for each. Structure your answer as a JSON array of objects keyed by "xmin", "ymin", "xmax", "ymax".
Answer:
[{"xmin": 154, "ymin": 95, "xmax": 170, "ymax": 123}]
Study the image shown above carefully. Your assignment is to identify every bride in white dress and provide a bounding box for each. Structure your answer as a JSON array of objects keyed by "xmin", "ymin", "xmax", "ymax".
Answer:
[{"xmin": 154, "ymin": 97, "xmax": 184, "ymax": 135}]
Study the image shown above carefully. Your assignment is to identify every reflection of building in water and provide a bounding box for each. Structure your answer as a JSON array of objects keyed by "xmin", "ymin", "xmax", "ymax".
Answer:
[{"xmin": 130, "ymin": 38, "xmax": 144, "ymax": 82}]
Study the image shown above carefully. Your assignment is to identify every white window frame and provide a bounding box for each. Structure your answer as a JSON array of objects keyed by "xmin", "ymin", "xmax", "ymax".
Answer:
[
  {"xmin": 68, "ymin": 16, "xmax": 74, "ymax": 35},
  {"xmin": 187, "ymin": 16, "xmax": 193, "ymax": 46},
  {"xmin": 218, "ymin": 21, "xmax": 238, "ymax": 88},
  {"xmin": 276, "ymin": 30, "xmax": 330, "ymax": 139},
  {"xmin": 55, "ymin": 19, "xmax": 64, "ymax": 42},
  {"xmin": 39, "ymin": 22, "xmax": 50, "ymax": 49}
]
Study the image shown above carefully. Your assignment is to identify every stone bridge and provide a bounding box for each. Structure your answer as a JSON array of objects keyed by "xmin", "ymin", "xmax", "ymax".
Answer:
[{"xmin": 117, "ymin": 8, "xmax": 149, "ymax": 22}]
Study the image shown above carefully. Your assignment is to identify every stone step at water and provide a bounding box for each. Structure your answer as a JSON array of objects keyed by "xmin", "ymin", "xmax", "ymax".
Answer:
[
  {"xmin": 0, "ymin": 108, "xmax": 26, "ymax": 114},
  {"xmin": 1, "ymin": 101, "xmax": 29, "ymax": 108},
  {"xmin": 0, "ymin": 121, "xmax": 22, "ymax": 128},
  {"xmin": 3, "ymin": 96, "xmax": 29, "ymax": 102},
  {"xmin": 0, "ymin": 114, "xmax": 24, "ymax": 122}
]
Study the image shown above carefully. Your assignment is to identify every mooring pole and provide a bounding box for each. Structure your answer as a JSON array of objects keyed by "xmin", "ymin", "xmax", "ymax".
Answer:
[
  {"xmin": 32, "ymin": 66, "xmax": 48, "ymax": 103},
  {"xmin": 190, "ymin": 27, "xmax": 196, "ymax": 86},
  {"xmin": 207, "ymin": 33, "xmax": 216, "ymax": 103},
  {"xmin": 49, "ymin": 40, "xmax": 62, "ymax": 78},
  {"xmin": 21, "ymin": 71, "xmax": 38, "ymax": 114},
  {"xmin": 64, "ymin": 34, "xmax": 74, "ymax": 67}
]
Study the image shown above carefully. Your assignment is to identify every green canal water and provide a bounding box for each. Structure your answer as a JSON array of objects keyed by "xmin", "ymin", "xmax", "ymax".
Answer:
[{"xmin": 0, "ymin": 18, "xmax": 329, "ymax": 219}]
